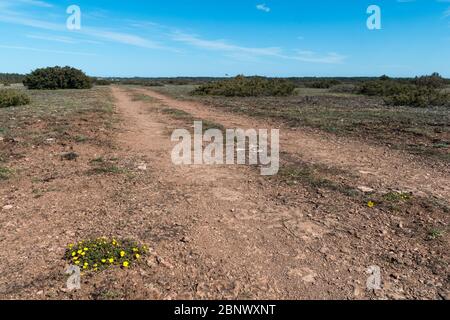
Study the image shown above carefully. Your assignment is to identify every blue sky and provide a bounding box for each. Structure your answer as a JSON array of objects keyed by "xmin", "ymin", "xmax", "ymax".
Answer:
[{"xmin": 0, "ymin": 0, "xmax": 449, "ymax": 77}]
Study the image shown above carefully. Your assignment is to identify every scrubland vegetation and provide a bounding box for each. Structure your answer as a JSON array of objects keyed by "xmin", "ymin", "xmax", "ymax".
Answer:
[
  {"xmin": 0, "ymin": 89, "xmax": 30, "ymax": 108},
  {"xmin": 192, "ymin": 75, "xmax": 296, "ymax": 97},
  {"xmin": 22, "ymin": 66, "xmax": 92, "ymax": 90}
]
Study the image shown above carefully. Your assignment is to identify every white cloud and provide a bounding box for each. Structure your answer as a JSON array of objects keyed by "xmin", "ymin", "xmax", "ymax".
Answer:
[
  {"xmin": 287, "ymin": 51, "xmax": 346, "ymax": 64},
  {"xmin": 444, "ymin": 7, "xmax": 450, "ymax": 17},
  {"xmin": 0, "ymin": 45, "xmax": 96, "ymax": 56},
  {"xmin": 172, "ymin": 32, "xmax": 345, "ymax": 64},
  {"xmin": 0, "ymin": 11, "xmax": 174, "ymax": 51},
  {"xmin": 0, "ymin": 5, "xmax": 345, "ymax": 64},
  {"xmin": 172, "ymin": 32, "xmax": 281, "ymax": 56},
  {"xmin": 0, "ymin": 0, "xmax": 53, "ymax": 8},
  {"xmin": 26, "ymin": 34, "xmax": 103, "ymax": 45},
  {"xmin": 26, "ymin": 34, "xmax": 77, "ymax": 43},
  {"xmin": 17, "ymin": 0, "xmax": 53, "ymax": 7},
  {"xmin": 256, "ymin": 4, "xmax": 271, "ymax": 13}
]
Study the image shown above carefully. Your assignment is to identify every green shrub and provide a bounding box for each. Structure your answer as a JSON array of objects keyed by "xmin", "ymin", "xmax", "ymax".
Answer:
[
  {"xmin": 23, "ymin": 66, "xmax": 92, "ymax": 90},
  {"xmin": 358, "ymin": 79, "xmax": 449, "ymax": 107},
  {"xmin": 0, "ymin": 89, "xmax": 30, "ymax": 108},
  {"xmin": 93, "ymin": 78, "xmax": 112, "ymax": 86},
  {"xmin": 414, "ymin": 72, "xmax": 446, "ymax": 89},
  {"xmin": 0, "ymin": 166, "xmax": 13, "ymax": 180},
  {"xmin": 192, "ymin": 75, "xmax": 296, "ymax": 97},
  {"xmin": 305, "ymin": 79, "xmax": 341, "ymax": 89},
  {"xmin": 358, "ymin": 80, "xmax": 411, "ymax": 97},
  {"xmin": 385, "ymin": 87, "xmax": 449, "ymax": 108}
]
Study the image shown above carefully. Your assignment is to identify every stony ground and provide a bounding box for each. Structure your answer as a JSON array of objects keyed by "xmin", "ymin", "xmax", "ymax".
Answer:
[{"xmin": 0, "ymin": 86, "xmax": 448, "ymax": 300}]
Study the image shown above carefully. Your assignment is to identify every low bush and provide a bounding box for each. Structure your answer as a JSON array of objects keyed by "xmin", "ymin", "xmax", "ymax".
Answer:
[
  {"xmin": 414, "ymin": 72, "xmax": 446, "ymax": 89},
  {"xmin": 93, "ymin": 78, "xmax": 112, "ymax": 86},
  {"xmin": 64, "ymin": 237, "xmax": 147, "ymax": 272},
  {"xmin": 23, "ymin": 66, "xmax": 92, "ymax": 90},
  {"xmin": 385, "ymin": 87, "xmax": 449, "ymax": 108},
  {"xmin": 358, "ymin": 79, "xmax": 449, "ymax": 107},
  {"xmin": 0, "ymin": 89, "xmax": 30, "ymax": 108},
  {"xmin": 305, "ymin": 79, "xmax": 341, "ymax": 89},
  {"xmin": 192, "ymin": 75, "xmax": 296, "ymax": 97}
]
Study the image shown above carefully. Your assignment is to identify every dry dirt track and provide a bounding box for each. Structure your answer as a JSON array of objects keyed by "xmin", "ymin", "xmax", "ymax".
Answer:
[
  {"xmin": 135, "ymin": 87, "xmax": 450, "ymax": 202},
  {"xmin": 111, "ymin": 86, "xmax": 449, "ymax": 300}
]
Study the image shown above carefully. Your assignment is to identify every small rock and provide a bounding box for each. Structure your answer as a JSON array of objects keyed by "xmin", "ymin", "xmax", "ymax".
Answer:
[
  {"xmin": 146, "ymin": 257, "xmax": 157, "ymax": 268},
  {"xmin": 353, "ymin": 286, "xmax": 363, "ymax": 298},
  {"xmin": 61, "ymin": 152, "xmax": 79, "ymax": 161},
  {"xmin": 2, "ymin": 205, "xmax": 13, "ymax": 210},
  {"xmin": 180, "ymin": 236, "xmax": 190, "ymax": 243},
  {"xmin": 137, "ymin": 163, "xmax": 147, "ymax": 171},
  {"xmin": 357, "ymin": 186, "xmax": 374, "ymax": 193},
  {"xmin": 156, "ymin": 256, "xmax": 173, "ymax": 269}
]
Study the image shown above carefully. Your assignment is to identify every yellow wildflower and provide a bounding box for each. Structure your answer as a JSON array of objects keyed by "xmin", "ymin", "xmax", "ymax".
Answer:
[
  {"xmin": 83, "ymin": 247, "xmax": 89, "ymax": 251},
  {"xmin": 120, "ymin": 251, "xmax": 126, "ymax": 257},
  {"xmin": 108, "ymin": 258, "xmax": 114, "ymax": 263},
  {"xmin": 71, "ymin": 251, "xmax": 76, "ymax": 257},
  {"xmin": 368, "ymin": 201, "xmax": 376, "ymax": 208},
  {"xmin": 75, "ymin": 261, "xmax": 80, "ymax": 265},
  {"xmin": 135, "ymin": 254, "xmax": 140, "ymax": 259},
  {"xmin": 122, "ymin": 261, "xmax": 129, "ymax": 268},
  {"xmin": 77, "ymin": 250, "xmax": 83, "ymax": 254},
  {"xmin": 101, "ymin": 259, "xmax": 107, "ymax": 263}
]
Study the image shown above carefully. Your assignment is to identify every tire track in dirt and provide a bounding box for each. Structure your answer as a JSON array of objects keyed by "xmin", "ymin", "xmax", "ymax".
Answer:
[
  {"xmin": 112, "ymin": 86, "xmax": 365, "ymax": 299},
  {"xmin": 135, "ymin": 87, "xmax": 450, "ymax": 202}
]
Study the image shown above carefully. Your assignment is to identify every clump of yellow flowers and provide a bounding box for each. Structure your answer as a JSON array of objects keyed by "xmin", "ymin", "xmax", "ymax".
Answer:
[{"xmin": 65, "ymin": 237, "xmax": 147, "ymax": 273}]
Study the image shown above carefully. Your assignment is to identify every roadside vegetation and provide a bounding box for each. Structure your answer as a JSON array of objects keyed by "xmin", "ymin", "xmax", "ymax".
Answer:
[
  {"xmin": 23, "ymin": 66, "xmax": 93, "ymax": 90},
  {"xmin": 192, "ymin": 75, "xmax": 296, "ymax": 97},
  {"xmin": 0, "ymin": 89, "xmax": 30, "ymax": 108},
  {"xmin": 65, "ymin": 237, "xmax": 147, "ymax": 272},
  {"xmin": 358, "ymin": 73, "xmax": 449, "ymax": 108}
]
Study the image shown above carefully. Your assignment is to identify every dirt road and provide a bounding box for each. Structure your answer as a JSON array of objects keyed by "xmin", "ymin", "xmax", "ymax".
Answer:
[
  {"xmin": 110, "ymin": 86, "xmax": 449, "ymax": 299},
  {"xmin": 1, "ymin": 85, "xmax": 446, "ymax": 300}
]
